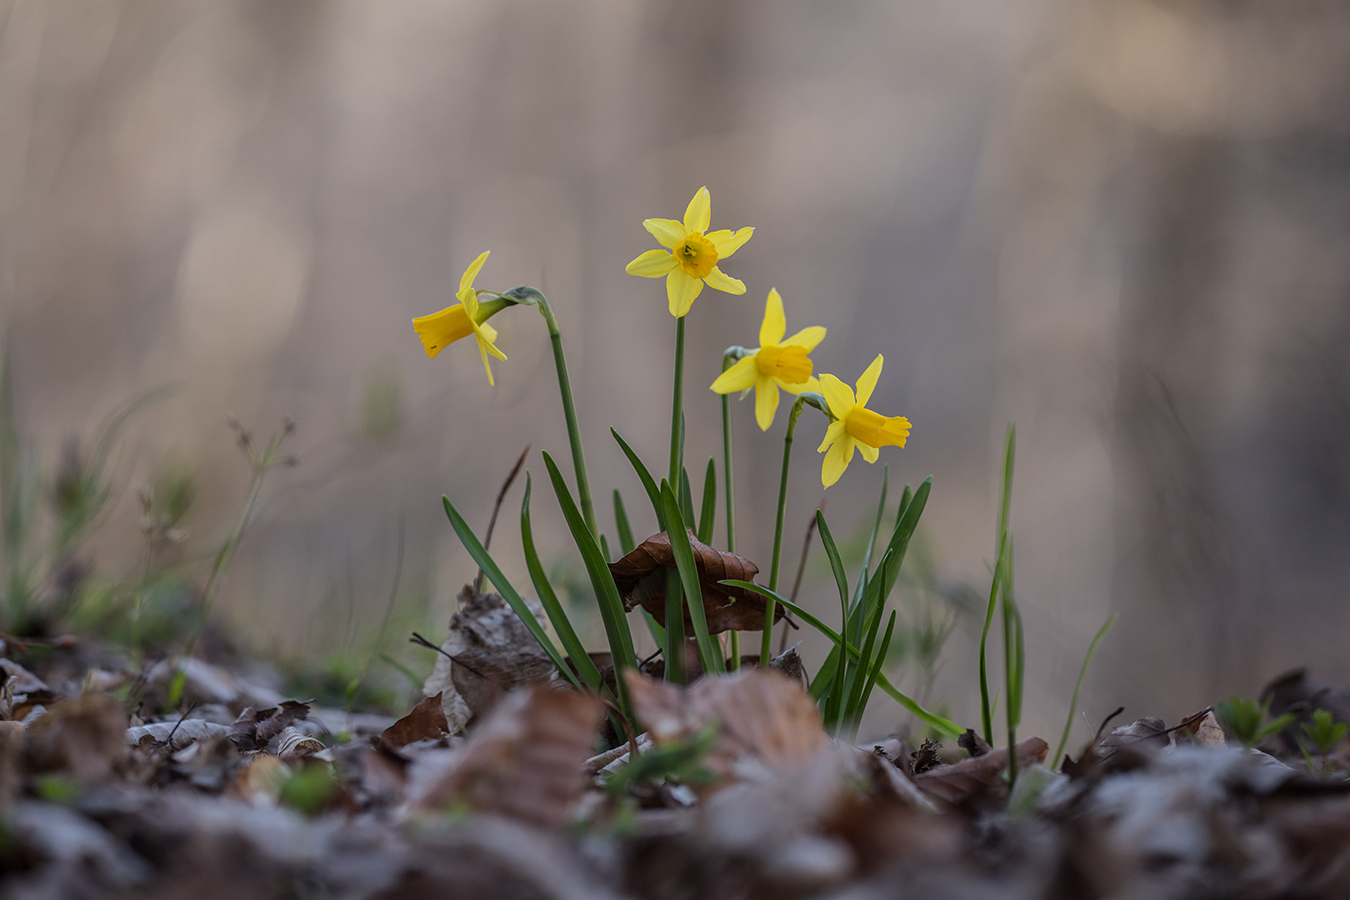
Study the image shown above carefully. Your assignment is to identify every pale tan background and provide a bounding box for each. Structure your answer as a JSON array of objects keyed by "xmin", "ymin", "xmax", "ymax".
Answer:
[{"xmin": 3, "ymin": 0, "xmax": 1350, "ymax": 741}]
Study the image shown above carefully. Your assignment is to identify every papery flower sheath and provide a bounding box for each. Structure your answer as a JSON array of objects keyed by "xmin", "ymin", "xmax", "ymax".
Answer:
[
  {"xmin": 816, "ymin": 355, "xmax": 910, "ymax": 488},
  {"xmin": 412, "ymin": 251, "xmax": 508, "ymax": 385},
  {"xmin": 625, "ymin": 187, "xmax": 753, "ymax": 318},
  {"xmin": 710, "ymin": 289, "xmax": 824, "ymax": 430}
]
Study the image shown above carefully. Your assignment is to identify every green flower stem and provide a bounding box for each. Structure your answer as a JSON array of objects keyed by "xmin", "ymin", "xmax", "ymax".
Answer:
[
  {"xmin": 761, "ymin": 395, "xmax": 806, "ymax": 665},
  {"xmin": 669, "ymin": 317, "xmax": 686, "ymax": 486},
  {"xmin": 536, "ymin": 297, "xmax": 598, "ymax": 539},
  {"xmin": 721, "ymin": 351, "xmax": 739, "ymax": 671}
]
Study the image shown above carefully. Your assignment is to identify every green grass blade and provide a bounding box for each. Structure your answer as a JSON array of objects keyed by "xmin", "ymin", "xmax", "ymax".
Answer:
[
  {"xmin": 697, "ymin": 457, "xmax": 716, "ymax": 545},
  {"xmin": 521, "ymin": 473, "xmax": 602, "ymax": 691},
  {"xmin": 679, "ymin": 467, "xmax": 695, "ymax": 527},
  {"xmin": 1052, "ymin": 614, "xmax": 1116, "ymax": 769},
  {"xmin": 724, "ymin": 580, "xmax": 963, "ymax": 739},
  {"xmin": 843, "ymin": 571, "xmax": 883, "ymax": 728},
  {"xmin": 661, "ymin": 480, "xmax": 724, "ymax": 675},
  {"xmin": 814, "ymin": 510, "xmax": 852, "ymax": 706},
  {"xmin": 878, "ymin": 476, "xmax": 931, "ymax": 603},
  {"xmin": 977, "ymin": 543, "xmax": 1001, "ymax": 744},
  {"xmin": 541, "ymin": 452, "xmax": 637, "ymax": 717},
  {"xmin": 612, "ymin": 428, "xmax": 664, "ymax": 531},
  {"xmin": 613, "ymin": 489, "xmax": 636, "ymax": 556},
  {"xmin": 663, "ymin": 567, "xmax": 686, "ymax": 684},
  {"xmin": 859, "ymin": 611, "xmax": 897, "ymax": 729},
  {"xmin": 441, "ymin": 494, "xmax": 582, "ymax": 690},
  {"xmin": 1004, "ymin": 537, "xmax": 1024, "ymax": 729}
]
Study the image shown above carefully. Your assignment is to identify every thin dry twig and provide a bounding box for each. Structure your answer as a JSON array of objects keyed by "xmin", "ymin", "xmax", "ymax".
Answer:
[{"xmin": 474, "ymin": 445, "xmax": 530, "ymax": 595}]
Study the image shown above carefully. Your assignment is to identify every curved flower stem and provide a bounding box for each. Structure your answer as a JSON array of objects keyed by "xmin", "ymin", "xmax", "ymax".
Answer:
[
  {"xmin": 535, "ymin": 297, "xmax": 598, "ymax": 539},
  {"xmin": 720, "ymin": 351, "xmax": 739, "ymax": 670},
  {"xmin": 761, "ymin": 395, "xmax": 806, "ymax": 666}
]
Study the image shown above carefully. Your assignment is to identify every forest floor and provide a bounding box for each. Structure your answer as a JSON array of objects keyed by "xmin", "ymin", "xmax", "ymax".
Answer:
[{"xmin": 5, "ymin": 588, "xmax": 1350, "ymax": 900}]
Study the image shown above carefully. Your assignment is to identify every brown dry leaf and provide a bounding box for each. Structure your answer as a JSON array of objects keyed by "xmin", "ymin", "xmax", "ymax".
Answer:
[
  {"xmin": 912, "ymin": 736, "xmax": 1048, "ymax": 805},
  {"xmin": 380, "ymin": 692, "xmax": 450, "ymax": 750},
  {"xmin": 1094, "ymin": 716, "xmax": 1169, "ymax": 760},
  {"xmin": 1176, "ymin": 707, "xmax": 1226, "ymax": 748},
  {"xmin": 410, "ymin": 686, "xmax": 604, "ymax": 828},
  {"xmin": 25, "ymin": 693, "xmax": 128, "ymax": 782},
  {"xmin": 275, "ymin": 727, "xmax": 325, "ymax": 759},
  {"xmin": 422, "ymin": 587, "xmax": 562, "ymax": 731},
  {"xmin": 228, "ymin": 700, "xmax": 310, "ymax": 752},
  {"xmin": 626, "ymin": 667, "xmax": 828, "ymax": 786},
  {"xmin": 608, "ymin": 529, "xmax": 781, "ymax": 633}
]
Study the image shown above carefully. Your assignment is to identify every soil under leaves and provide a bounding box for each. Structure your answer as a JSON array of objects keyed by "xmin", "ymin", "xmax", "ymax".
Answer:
[{"xmin": 4, "ymin": 594, "xmax": 1350, "ymax": 900}]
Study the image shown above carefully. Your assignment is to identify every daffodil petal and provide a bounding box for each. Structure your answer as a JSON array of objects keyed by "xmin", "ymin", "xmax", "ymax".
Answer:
[
  {"xmin": 778, "ymin": 374, "xmax": 820, "ymax": 395},
  {"xmin": 856, "ymin": 354, "xmax": 884, "ymax": 407},
  {"xmin": 703, "ymin": 266, "xmax": 745, "ymax": 295},
  {"xmin": 707, "ymin": 226, "xmax": 753, "ymax": 259},
  {"xmin": 818, "ymin": 420, "xmax": 846, "ymax": 453},
  {"xmin": 818, "ymin": 374, "xmax": 856, "ymax": 420},
  {"xmin": 822, "ymin": 435, "xmax": 855, "ymax": 488},
  {"xmin": 754, "ymin": 376, "xmax": 780, "ymax": 431},
  {"xmin": 782, "ymin": 326, "xmax": 826, "ymax": 352},
  {"xmin": 667, "ymin": 270, "xmax": 703, "ymax": 317},
  {"xmin": 859, "ymin": 443, "xmax": 880, "ymax": 464},
  {"xmin": 710, "ymin": 356, "xmax": 757, "ymax": 394},
  {"xmin": 683, "ymin": 186, "xmax": 711, "ymax": 234},
  {"xmin": 459, "ymin": 251, "xmax": 490, "ymax": 295},
  {"xmin": 471, "ymin": 321, "xmax": 508, "ymax": 361},
  {"xmin": 626, "ymin": 249, "xmax": 678, "ymax": 278},
  {"xmin": 479, "ymin": 341, "xmax": 496, "ymax": 386},
  {"xmin": 643, "ymin": 218, "xmax": 686, "ymax": 249},
  {"xmin": 760, "ymin": 289, "xmax": 787, "ymax": 347}
]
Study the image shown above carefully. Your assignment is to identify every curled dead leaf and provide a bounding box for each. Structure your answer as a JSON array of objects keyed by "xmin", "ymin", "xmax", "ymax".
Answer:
[
  {"xmin": 912, "ymin": 736, "xmax": 1048, "ymax": 805},
  {"xmin": 608, "ymin": 529, "xmax": 780, "ymax": 633},
  {"xmin": 276, "ymin": 727, "xmax": 325, "ymax": 759},
  {"xmin": 409, "ymin": 686, "xmax": 604, "ymax": 827},
  {"xmin": 380, "ymin": 692, "xmax": 450, "ymax": 750},
  {"xmin": 228, "ymin": 700, "xmax": 311, "ymax": 752},
  {"xmin": 625, "ymin": 668, "xmax": 828, "ymax": 790}
]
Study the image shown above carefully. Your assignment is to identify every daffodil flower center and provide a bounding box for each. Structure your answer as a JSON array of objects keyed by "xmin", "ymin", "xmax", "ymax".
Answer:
[
  {"xmin": 673, "ymin": 232, "xmax": 718, "ymax": 279},
  {"xmin": 755, "ymin": 344, "xmax": 813, "ymax": 384},
  {"xmin": 844, "ymin": 407, "xmax": 910, "ymax": 449}
]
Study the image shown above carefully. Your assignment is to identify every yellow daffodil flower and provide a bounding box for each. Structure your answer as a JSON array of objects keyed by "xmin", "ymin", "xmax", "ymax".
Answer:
[
  {"xmin": 624, "ymin": 186, "xmax": 754, "ymax": 318},
  {"xmin": 817, "ymin": 355, "xmax": 911, "ymax": 488},
  {"xmin": 412, "ymin": 251, "xmax": 508, "ymax": 385},
  {"xmin": 709, "ymin": 288, "xmax": 825, "ymax": 430}
]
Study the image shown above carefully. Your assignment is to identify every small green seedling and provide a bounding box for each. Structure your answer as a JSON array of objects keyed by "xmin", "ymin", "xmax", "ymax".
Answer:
[
  {"xmin": 1213, "ymin": 695, "xmax": 1296, "ymax": 749},
  {"xmin": 1301, "ymin": 709, "xmax": 1347, "ymax": 756},
  {"xmin": 603, "ymin": 722, "xmax": 719, "ymax": 798}
]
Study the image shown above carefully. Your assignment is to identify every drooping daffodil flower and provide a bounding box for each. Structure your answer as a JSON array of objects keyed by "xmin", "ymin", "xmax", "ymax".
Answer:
[
  {"xmin": 710, "ymin": 288, "xmax": 825, "ymax": 430},
  {"xmin": 817, "ymin": 355, "xmax": 911, "ymax": 488},
  {"xmin": 412, "ymin": 251, "xmax": 509, "ymax": 385},
  {"xmin": 624, "ymin": 186, "xmax": 754, "ymax": 318}
]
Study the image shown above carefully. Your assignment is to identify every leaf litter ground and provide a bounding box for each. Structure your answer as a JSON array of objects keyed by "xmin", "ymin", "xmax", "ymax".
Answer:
[{"xmin": 5, "ymin": 600, "xmax": 1350, "ymax": 900}]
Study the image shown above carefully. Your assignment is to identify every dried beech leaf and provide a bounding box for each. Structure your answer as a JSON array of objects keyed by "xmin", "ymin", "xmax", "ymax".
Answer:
[
  {"xmin": 422, "ymin": 587, "xmax": 562, "ymax": 731},
  {"xmin": 381, "ymin": 692, "xmax": 450, "ymax": 750},
  {"xmin": 626, "ymin": 667, "xmax": 828, "ymax": 788},
  {"xmin": 228, "ymin": 700, "xmax": 310, "ymax": 752},
  {"xmin": 608, "ymin": 528, "xmax": 778, "ymax": 633},
  {"xmin": 410, "ymin": 686, "xmax": 604, "ymax": 827},
  {"xmin": 1094, "ymin": 716, "xmax": 1168, "ymax": 760},
  {"xmin": 912, "ymin": 736, "xmax": 1048, "ymax": 805},
  {"xmin": 1176, "ymin": 707, "xmax": 1226, "ymax": 748},
  {"xmin": 276, "ymin": 727, "xmax": 325, "ymax": 759},
  {"xmin": 25, "ymin": 693, "xmax": 128, "ymax": 782}
]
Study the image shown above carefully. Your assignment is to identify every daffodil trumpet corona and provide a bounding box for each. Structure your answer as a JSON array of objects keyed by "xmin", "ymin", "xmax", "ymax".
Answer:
[
  {"xmin": 710, "ymin": 289, "xmax": 825, "ymax": 431},
  {"xmin": 816, "ymin": 355, "xmax": 911, "ymax": 488},
  {"xmin": 625, "ymin": 186, "xmax": 754, "ymax": 318}
]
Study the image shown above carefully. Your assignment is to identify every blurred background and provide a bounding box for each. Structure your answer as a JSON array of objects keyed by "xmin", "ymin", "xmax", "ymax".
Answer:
[{"xmin": 3, "ymin": 0, "xmax": 1350, "ymax": 740}]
